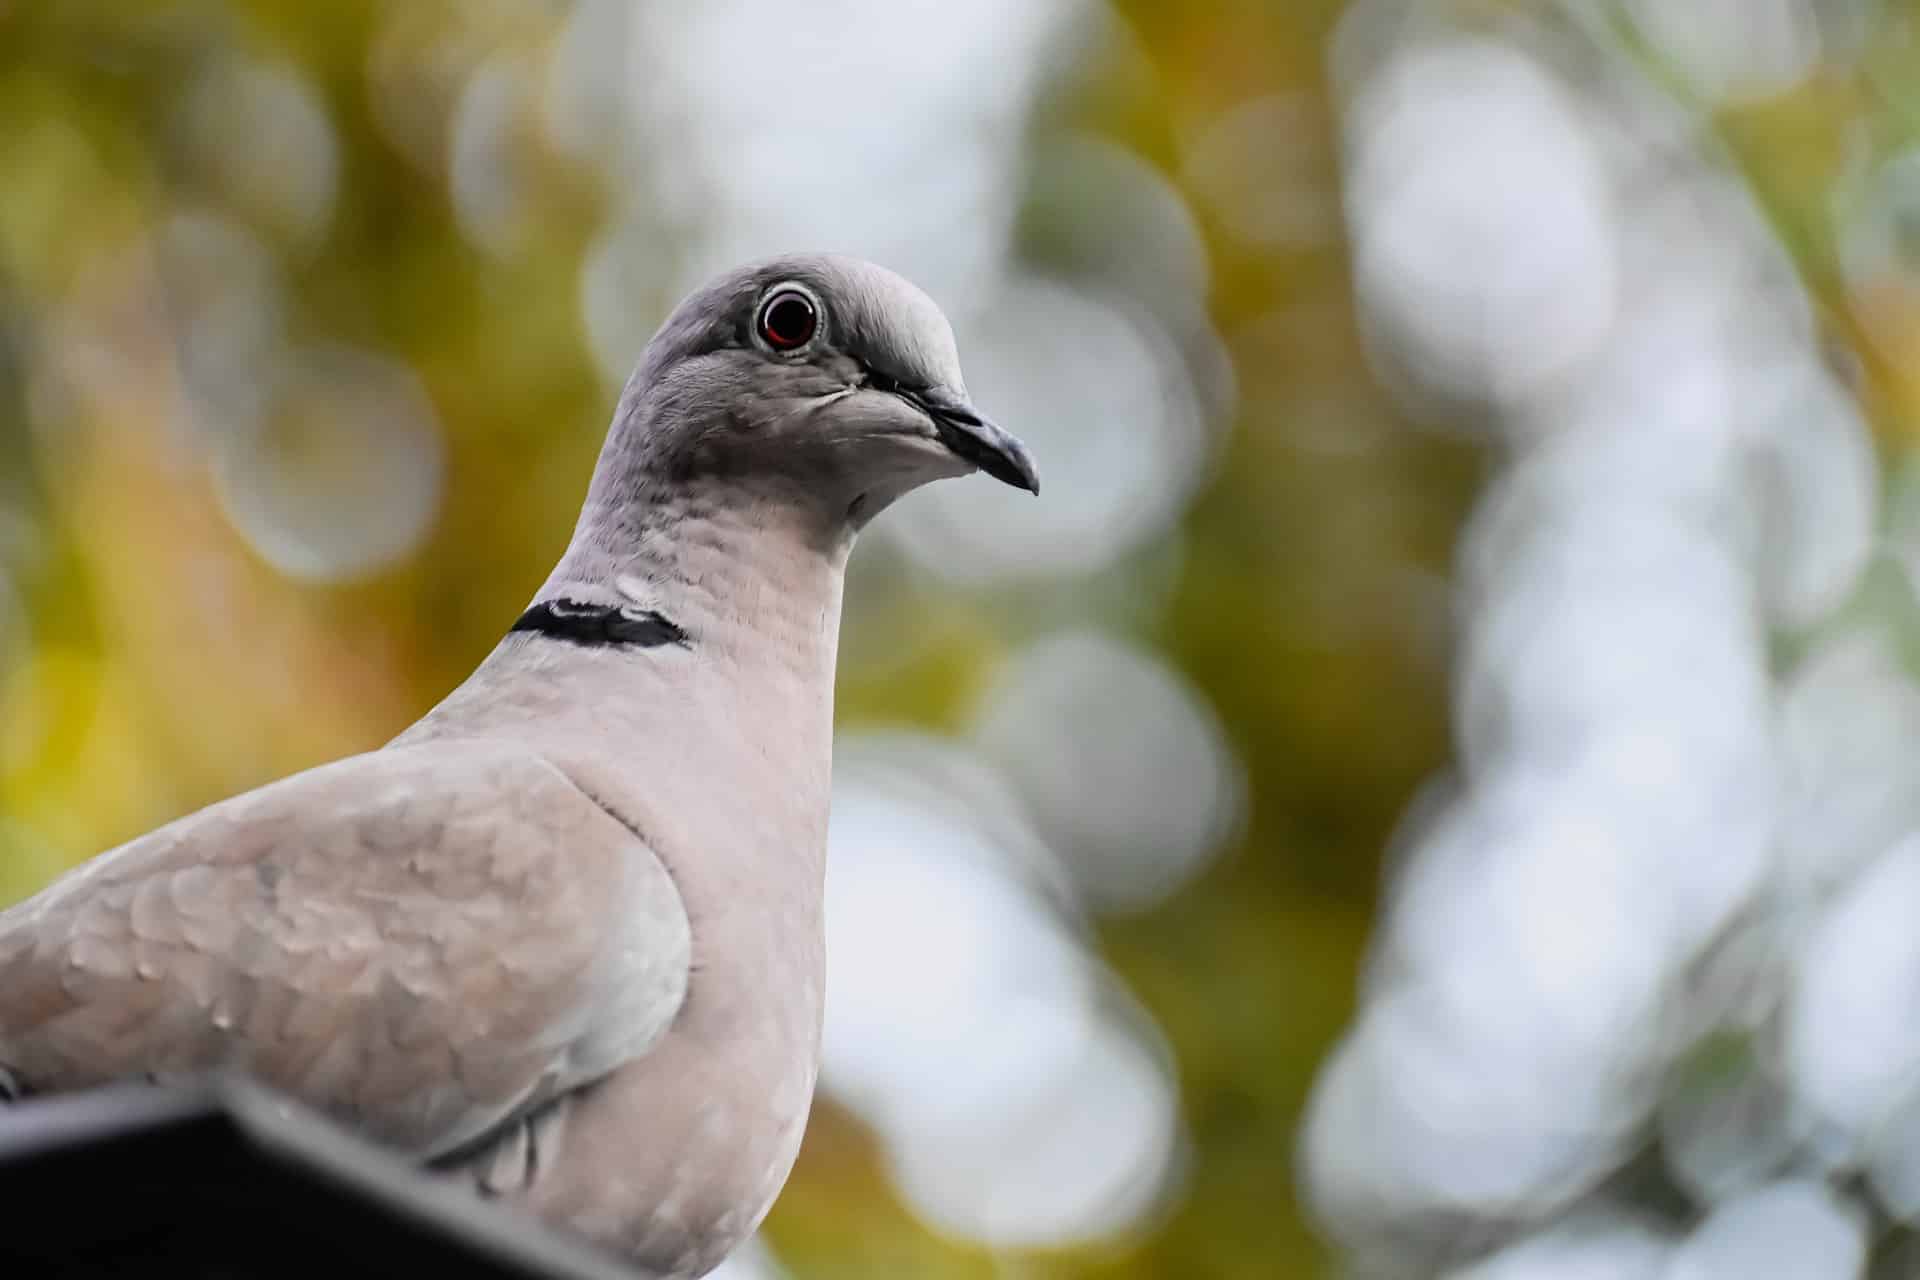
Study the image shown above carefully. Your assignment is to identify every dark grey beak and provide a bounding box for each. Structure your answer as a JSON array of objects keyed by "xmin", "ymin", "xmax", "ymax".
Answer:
[{"xmin": 913, "ymin": 386, "xmax": 1041, "ymax": 495}]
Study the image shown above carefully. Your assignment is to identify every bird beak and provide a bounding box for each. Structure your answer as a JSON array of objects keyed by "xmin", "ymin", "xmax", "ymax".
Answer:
[{"xmin": 913, "ymin": 386, "xmax": 1041, "ymax": 495}]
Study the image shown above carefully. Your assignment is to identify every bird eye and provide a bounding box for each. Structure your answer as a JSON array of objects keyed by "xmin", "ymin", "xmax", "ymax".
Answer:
[{"xmin": 757, "ymin": 289, "xmax": 818, "ymax": 352}]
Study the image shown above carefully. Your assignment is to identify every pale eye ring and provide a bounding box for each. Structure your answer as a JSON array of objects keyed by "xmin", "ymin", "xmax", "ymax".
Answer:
[{"xmin": 757, "ymin": 289, "xmax": 818, "ymax": 352}]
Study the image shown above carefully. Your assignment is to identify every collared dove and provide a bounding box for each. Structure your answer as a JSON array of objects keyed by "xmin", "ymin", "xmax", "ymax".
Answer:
[{"xmin": 0, "ymin": 255, "xmax": 1038, "ymax": 1278}]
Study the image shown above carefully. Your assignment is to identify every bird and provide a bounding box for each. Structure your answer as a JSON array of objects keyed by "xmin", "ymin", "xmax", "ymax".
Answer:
[{"xmin": 0, "ymin": 254, "xmax": 1038, "ymax": 1278}]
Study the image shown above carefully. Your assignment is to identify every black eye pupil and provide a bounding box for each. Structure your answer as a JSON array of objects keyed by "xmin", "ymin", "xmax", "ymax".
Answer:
[{"xmin": 760, "ymin": 292, "xmax": 816, "ymax": 350}]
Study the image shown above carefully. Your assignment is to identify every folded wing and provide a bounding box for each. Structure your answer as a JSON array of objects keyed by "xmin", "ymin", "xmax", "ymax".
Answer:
[{"xmin": 0, "ymin": 741, "xmax": 690, "ymax": 1159}]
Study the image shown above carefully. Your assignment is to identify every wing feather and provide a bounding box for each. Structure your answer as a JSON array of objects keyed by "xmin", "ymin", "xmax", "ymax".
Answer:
[{"xmin": 0, "ymin": 741, "xmax": 690, "ymax": 1159}]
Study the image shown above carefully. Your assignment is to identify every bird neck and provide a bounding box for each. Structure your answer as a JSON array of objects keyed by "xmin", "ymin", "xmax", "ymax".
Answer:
[
  {"xmin": 538, "ymin": 475, "xmax": 851, "ymax": 665},
  {"xmin": 401, "ymin": 476, "xmax": 849, "ymax": 890}
]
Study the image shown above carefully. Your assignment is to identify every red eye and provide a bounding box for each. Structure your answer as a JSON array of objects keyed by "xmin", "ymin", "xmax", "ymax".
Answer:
[{"xmin": 758, "ymin": 289, "xmax": 817, "ymax": 351}]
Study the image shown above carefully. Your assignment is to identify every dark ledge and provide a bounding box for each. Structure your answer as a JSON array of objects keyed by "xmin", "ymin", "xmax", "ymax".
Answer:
[{"xmin": 0, "ymin": 1079, "xmax": 648, "ymax": 1279}]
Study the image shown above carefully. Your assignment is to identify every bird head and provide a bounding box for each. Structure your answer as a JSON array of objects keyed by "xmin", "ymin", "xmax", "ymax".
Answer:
[{"xmin": 613, "ymin": 255, "xmax": 1038, "ymax": 531}]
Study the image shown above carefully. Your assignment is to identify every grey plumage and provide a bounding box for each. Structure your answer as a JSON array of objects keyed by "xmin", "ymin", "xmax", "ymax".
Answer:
[{"xmin": 0, "ymin": 255, "xmax": 1036, "ymax": 1278}]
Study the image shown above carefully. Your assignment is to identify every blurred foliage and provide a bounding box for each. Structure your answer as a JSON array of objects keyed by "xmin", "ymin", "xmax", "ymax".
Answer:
[{"xmin": 7, "ymin": 1, "xmax": 1918, "ymax": 1277}]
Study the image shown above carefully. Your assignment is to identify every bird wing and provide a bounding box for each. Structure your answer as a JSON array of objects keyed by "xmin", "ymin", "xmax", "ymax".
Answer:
[{"xmin": 0, "ymin": 740, "xmax": 690, "ymax": 1159}]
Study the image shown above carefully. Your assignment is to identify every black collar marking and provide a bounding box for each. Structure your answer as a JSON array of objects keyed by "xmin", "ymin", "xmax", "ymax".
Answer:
[{"xmin": 510, "ymin": 599, "xmax": 690, "ymax": 650}]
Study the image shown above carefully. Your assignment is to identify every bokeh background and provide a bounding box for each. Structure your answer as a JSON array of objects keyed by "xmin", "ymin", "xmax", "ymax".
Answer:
[{"xmin": 7, "ymin": 1, "xmax": 1920, "ymax": 1277}]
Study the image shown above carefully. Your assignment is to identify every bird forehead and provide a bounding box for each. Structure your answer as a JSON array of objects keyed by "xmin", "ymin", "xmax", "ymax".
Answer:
[{"xmin": 832, "ymin": 266, "xmax": 963, "ymax": 385}]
